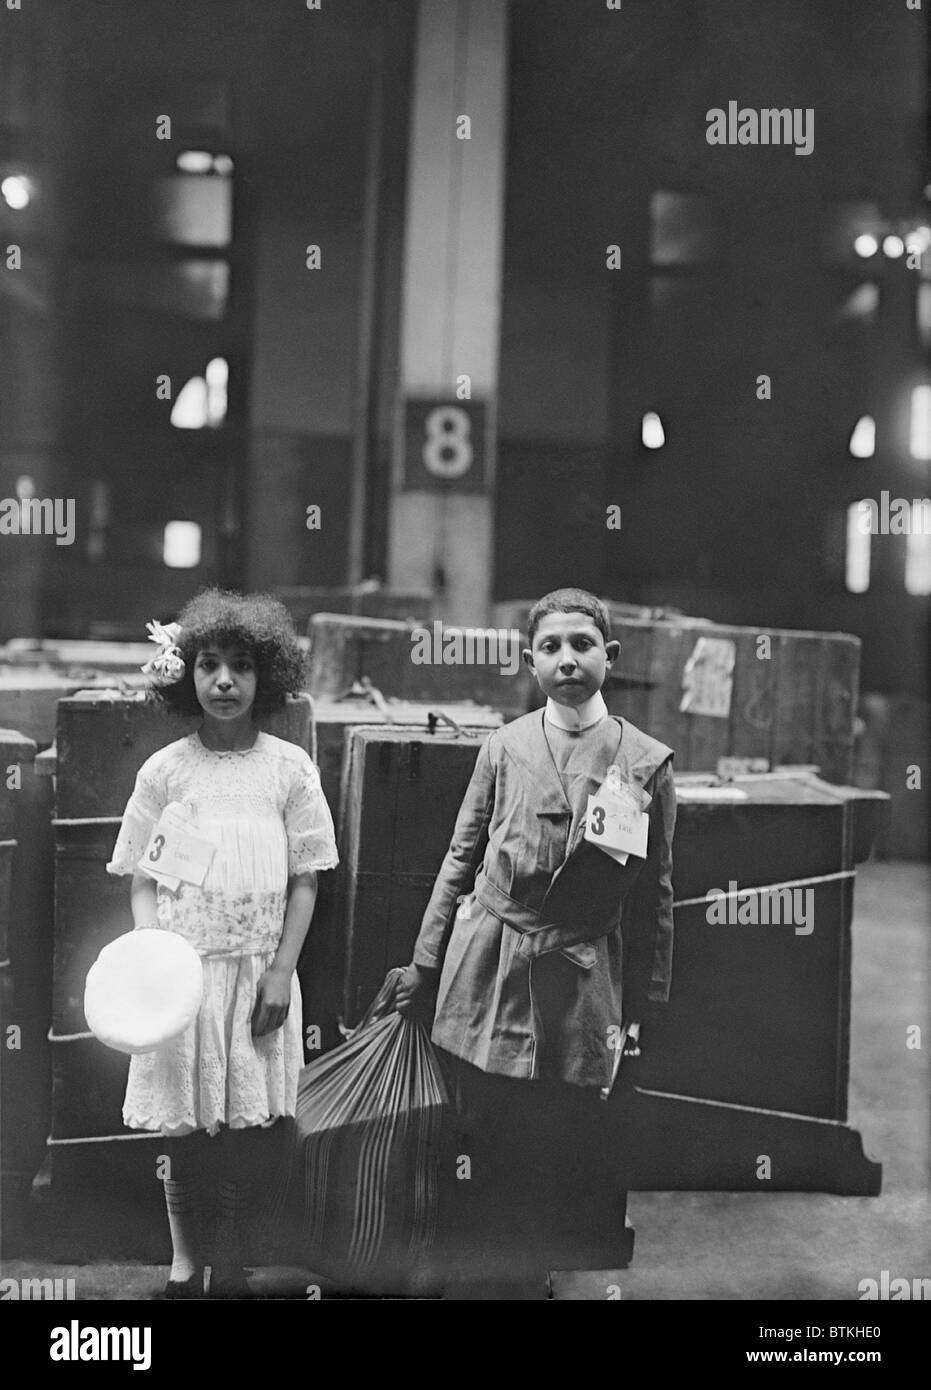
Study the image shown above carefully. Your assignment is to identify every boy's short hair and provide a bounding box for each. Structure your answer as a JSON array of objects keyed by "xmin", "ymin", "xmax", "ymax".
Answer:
[
  {"xmin": 527, "ymin": 588, "xmax": 611, "ymax": 647},
  {"xmin": 154, "ymin": 587, "xmax": 307, "ymax": 717}
]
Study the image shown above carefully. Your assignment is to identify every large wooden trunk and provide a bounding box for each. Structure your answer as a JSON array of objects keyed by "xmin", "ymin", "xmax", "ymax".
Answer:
[
  {"xmin": 0, "ymin": 670, "xmax": 147, "ymax": 748},
  {"xmin": 312, "ymin": 698, "xmax": 502, "ymax": 824},
  {"xmin": 54, "ymin": 690, "xmax": 314, "ymax": 819},
  {"xmin": 336, "ymin": 727, "xmax": 887, "ymax": 1193},
  {"xmin": 307, "ymin": 613, "xmax": 533, "ymax": 717},
  {"xmin": 499, "ymin": 601, "xmax": 860, "ymax": 782},
  {"xmin": 0, "ymin": 728, "xmax": 55, "ymax": 1249},
  {"xmin": 302, "ymin": 701, "xmax": 502, "ymax": 1049},
  {"xmin": 338, "ymin": 725, "xmax": 495, "ymax": 1027},
  {"xmin": 273, "ymin": 586, "xmax": 433, "ymax": 631}
]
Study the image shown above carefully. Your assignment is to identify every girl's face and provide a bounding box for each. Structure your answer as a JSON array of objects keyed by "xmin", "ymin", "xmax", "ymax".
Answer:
[{"xmin": 193, "ymin": 644, "xmax": 258, "ymax": 720}]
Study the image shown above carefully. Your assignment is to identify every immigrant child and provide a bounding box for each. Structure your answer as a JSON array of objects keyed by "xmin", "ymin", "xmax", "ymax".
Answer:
[
  {"xmin": 106, "ymin": 589, "xmax": 338, "ymax": 1297},
  {"xmin": 396, "ymin": 587, "xmax": 676, "ymax": 1289}
]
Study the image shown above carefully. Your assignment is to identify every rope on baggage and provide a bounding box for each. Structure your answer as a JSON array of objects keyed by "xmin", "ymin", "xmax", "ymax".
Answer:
[
  {"xmin": 45, "ymin": 1132, "xmax": 160, "ymax": 1145},
  {"xmin": 673, "ymin": 868, "xmax": 856, "ymax": 910}
]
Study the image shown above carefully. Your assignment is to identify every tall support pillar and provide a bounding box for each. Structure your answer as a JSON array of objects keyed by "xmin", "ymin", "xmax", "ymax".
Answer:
[{"xmin": 387, "ymin": 0, "xmax": 508, "ymax": 625}]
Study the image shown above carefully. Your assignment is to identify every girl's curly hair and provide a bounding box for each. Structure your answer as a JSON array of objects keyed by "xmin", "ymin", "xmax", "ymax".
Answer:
[{"xmin": 152, "ymin": 588, "xmax": 307, "ymax": 717}]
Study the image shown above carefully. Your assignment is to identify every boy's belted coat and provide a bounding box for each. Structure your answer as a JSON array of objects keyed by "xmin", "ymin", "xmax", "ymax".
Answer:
[{"xmin": 413, "ymin": 710, "xmax": 676, "ymax": 1086}]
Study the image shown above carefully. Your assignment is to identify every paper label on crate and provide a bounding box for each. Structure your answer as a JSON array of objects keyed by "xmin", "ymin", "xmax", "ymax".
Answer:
[
  {"xmin": 679, "ymin": 636, "xmax": 736, "ymax": 718},
  {"xmin": 585, "ymin": 780, "xmax": 649, "ymax": 862},
  {"xmin": 138, "ymin": 803, "xmax": 216, "ymax": 889}
]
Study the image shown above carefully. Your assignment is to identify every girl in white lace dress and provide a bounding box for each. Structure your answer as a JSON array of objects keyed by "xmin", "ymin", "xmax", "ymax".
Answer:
[{"xmin": 106, "ymin": 589, "xmax": 338, "ymax": 1298}]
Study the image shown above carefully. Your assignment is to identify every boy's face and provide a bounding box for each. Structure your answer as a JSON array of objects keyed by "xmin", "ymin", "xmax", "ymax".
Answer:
[{"xmin": 522, "ymin": 611, "xmax": 620, "ymax": 708}]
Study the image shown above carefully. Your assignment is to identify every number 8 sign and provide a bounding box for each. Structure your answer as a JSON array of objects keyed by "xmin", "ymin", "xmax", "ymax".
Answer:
[
  {"xmin": 402, "ymin": 398, "xmax": 487, "ymax": 492},
  {"xmin": 423, "ymin": 406, "xmax": 472, "ymax": 479}
]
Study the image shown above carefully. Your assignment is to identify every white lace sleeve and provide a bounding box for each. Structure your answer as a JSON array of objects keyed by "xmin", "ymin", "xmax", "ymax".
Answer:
[
  {"xmin": 105, "ymin": 754, "xmax": 168, "ymax": 876},
  {"xmin": 284, "ymin": 755, "xmax": 339, "ymax": 876}
]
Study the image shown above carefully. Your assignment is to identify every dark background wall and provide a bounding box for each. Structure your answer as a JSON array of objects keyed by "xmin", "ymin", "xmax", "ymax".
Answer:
[
  {"xmin": 0, "ymin": 0, "xmax": 927, "ymax": 698},
  {"xmin": 496, "ymin": 0, "xmax": 929, "ymax": 696}
]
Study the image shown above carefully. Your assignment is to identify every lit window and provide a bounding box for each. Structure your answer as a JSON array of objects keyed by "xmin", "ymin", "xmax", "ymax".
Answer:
[
  {"xmin": 154, "ymin": 175, "xmax": 232, "ymax": 247},
  {"xmin": 909, "ymin": 385, "xmax": 931, "ymax": 461},
  {"xmin": 163, "ymin": 521, "xmax": 201, "ymax": 568},
  {"xmin": 170, "ymin": 358, "xmax": 228, "ymax": 429},
  {"xmin": 176, "ymin": 151, "xmax": 213, "ymax": 174},
  {"xmin": 641, "ymin": 411, "xmax": 665, "ymax": 449},
  {"xmin": 175, "ymin": 151, "xmax": 235, "ymax": 177},
  {"xmin": 149, "ymin": 260, "xmax": 229, "ymax": 321},
  {"xmin": 840, "ymin": 283, "xmax": 879, "ymax": 322},
  {"xmin": 918, "ymin": 285, "xmax": 931, "ymax": 351},
  {"xmin": 1, "ymin": 174, "xmax": 34, "ymax": 210},
  {"xmin": 845, "ymin": 502, "xmax": 871, "ymax": 592},
  {"xmin": 848, "ymin": 416, "xmax": 875, "ymax": 458},
  {"xmin": 905, "ymin": 515, "xmax": 931, "ymax": 595},
  {"xmin": 170, "ymin": 376, "xmax": 209, "ymax": 429},
  {"xmin": 650, "ymin": 191, "xmax": 714, "ymax": 266},
  {"xmin": 205, "ymin": 356, "xmax": 228, "ymax": 425}
]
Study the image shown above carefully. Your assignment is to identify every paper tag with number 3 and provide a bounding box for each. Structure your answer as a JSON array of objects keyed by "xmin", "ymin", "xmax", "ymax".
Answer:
[
  {"xmin": 585, "ymin": 772, "xmax": 649, "ymax": 863},
  {"xmin": 139, "ymin": 802, "xmax": 216, "ymax": 889}
]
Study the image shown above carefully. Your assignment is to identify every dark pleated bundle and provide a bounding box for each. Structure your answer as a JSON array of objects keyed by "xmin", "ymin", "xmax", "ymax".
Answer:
[{"xmin": 271, "ymin": 970, "xmax": 448, "ymax": 1294}]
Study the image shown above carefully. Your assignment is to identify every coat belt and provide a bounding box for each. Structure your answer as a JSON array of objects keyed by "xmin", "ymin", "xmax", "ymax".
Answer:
[{"xmin": 473, "ymin": 874, "xmax": 618, "ymax": 958}]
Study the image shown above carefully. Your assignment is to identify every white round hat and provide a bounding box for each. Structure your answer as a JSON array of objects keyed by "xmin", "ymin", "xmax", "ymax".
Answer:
[{"xmin": 84, "ymin": 929, "xmax": 204, "ymax": 1055}]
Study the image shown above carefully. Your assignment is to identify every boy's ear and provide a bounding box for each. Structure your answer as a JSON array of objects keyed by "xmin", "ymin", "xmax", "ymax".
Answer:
[
  {"xmin": 604, "ymin": 640, "xmax": 621, "ymax": 667},
  {"xmin": 521, "ymin": 647, "xmax": 536, "ymax": 674}
]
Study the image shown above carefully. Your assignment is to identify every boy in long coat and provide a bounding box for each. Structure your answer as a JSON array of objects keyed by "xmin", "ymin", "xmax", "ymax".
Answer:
[{"xmin": 397, "ymin": 588, "xmax": 676, "ymax": 1288}]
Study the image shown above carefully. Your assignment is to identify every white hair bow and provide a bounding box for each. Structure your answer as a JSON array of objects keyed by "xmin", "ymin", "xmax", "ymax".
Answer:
[{"xmin": 141, "ymin": 619, "xmax": 185, "ymax": 684}]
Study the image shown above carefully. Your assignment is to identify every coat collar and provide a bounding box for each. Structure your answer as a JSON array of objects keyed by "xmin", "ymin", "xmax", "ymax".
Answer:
[
  {"xmin": 544, "ymin": 690, "xmax": 608, "ymax": 732},
  {"xmin": 498, "ymin": 710, "xmax": 674, "ymax": 817}
]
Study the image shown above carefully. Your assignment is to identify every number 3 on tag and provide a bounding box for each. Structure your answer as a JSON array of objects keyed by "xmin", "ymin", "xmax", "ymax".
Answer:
[{"xmin": 585, "ymin": 792, "xmax": 649, "ymax": 859}]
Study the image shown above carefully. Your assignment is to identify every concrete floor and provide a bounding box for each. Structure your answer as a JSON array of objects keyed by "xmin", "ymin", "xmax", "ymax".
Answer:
[{"xmin": 2, "ymin": 859, "xmax": 928, "ymax": 1301}]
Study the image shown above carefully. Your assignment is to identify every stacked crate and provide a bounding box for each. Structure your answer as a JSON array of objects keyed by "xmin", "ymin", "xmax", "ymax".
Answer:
[
  {"xmin": 0, "ymin": 728, "xmax": 55, "ymax": 1249},
  {"xmin": 336, "ymin": 718, "xmax": 888, "ymax": 1193},
  {"xmin": 273, "ymin": 585, "xmax": 433, "ymax": 630},
  {"xmin": 497, "ymin": 601, "xmax": 861, "ymax": 782},
  {"xmin": 307, "ymin": 612, "xmax": 534, "ymax": 719},
  {"xmin": 305, "ymin": 700, "xmax": 502, "ymax": 1048}
]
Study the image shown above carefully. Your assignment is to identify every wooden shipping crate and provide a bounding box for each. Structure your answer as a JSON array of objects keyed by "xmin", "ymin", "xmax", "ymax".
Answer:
[
  {"xmin": 299, "ymin": 701, "xmax": 502, "ymax": 1050},
  {"xmin": 0, "ymin": 671, "xmax": 147, "ymax": 748},
  {"xmin": 50, "ymin": 1034, "xmax": 130, "ymax": 1141},
  {"xmin": 274, "ymin": 585, "xmax": 433, "ymax": 630},
  {"xmin": 338, "ymin": 725, "xmax": 495, "ymax": 1026},
  {"xmin": 512, "ymin": 607, "xmax": 861, "ymax": 782},
  {"xmin": 52, "ymin": 819, "xmax": 126, "ymax": 1038},
  {"xmin": 54, "ymin": 690, "xmax": 314, "ymax": 820},
  {"xmin": 1, "ymin": 639, "xmax": 154, "ymax": 674},
  {"xmin": 307, "ymin": 613, "xmax": 533, "ymax": 716},
  {"xmin": 1, "ymin": 727, "xmax": 55, "ymax": 1234},
  {"xmin": 335, "ymin": 735, "xmax": 887, "ymax": 1191},
  {"xmin": 312, "ymin": 698, "xmax": 502, "ymax": 823}
]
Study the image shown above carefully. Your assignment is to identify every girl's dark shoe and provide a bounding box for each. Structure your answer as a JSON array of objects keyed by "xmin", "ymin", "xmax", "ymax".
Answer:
[
  {"xmin": 208, "ymin": 1268, "xmax": 253, "ymax": 1299},
  {"xmin": 163, "ymin": 1271, "xmax": 205, "ymax": 1299}
]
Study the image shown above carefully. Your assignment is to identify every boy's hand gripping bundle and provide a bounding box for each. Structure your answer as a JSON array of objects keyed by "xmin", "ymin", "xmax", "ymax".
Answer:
[{"xmin": 271, "ymin": 968, "xmax": 448, "ymax": 1294}]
